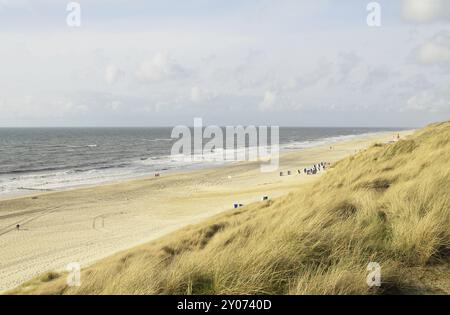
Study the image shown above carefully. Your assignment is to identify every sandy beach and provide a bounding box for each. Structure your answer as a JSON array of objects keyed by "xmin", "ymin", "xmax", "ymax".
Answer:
[{"xmin": 0, "ymin": 131, "xmax": 412, "ymax": 292}]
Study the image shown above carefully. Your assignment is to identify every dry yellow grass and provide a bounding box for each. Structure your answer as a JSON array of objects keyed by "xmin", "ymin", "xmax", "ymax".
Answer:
[{"xmin": 8, "ymin": 121, "xmax": 450, "ymax": 295}]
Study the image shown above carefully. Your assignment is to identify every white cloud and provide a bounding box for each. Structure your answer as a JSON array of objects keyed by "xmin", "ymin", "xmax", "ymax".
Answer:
[
  {"xmin": 363, "ymin": 66, "xmax": 395, "ymax": 89},
  {"xmin": 401, "ymin": 0, "xmax": 450, "ymax": 23},
  {"xmin": 416, "ymin": 32, "xmax": 450, "ymax": 65},
  {"xmin": 190, "ymin": 86, "xmax": 202, "ymax": 102},
  {"xmin": 337, "ymin": 51, "xmax": 361, "ymax": 79},
  {"xmin": 258, "ymin": 90, "xmax": 305, "ymax": 112},
  {"xmin": 105, "ymin": 100, "xmax": 121, "ymax": 111},
  {"xmin": 294, "ymin": 58, "xmax": 333, "ymax": 90},
  {"xmin": 104, "ymin": 65, "xmax": 124, "ymax": 85},
  {"xmin": 135, "ymin": 52, "xmax": 187, "ymax": 83},
  {"xmin": 259, "ymin": 90, "xmax": 277, "ymax": 112},
  {"xmin": 0, "ymin": 95, "xmax": 88, "ymax": 119},
  {"xmin": 189, "ymin": 86, "xmax": 217, "ymax": 103},
  {"xmin": 407, "ymin": 89, "xmax": 450, "ymax": 112}
]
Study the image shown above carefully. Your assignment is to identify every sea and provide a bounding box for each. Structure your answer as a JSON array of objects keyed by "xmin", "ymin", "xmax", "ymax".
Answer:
[{"xmin": 0, "ymin": 127, "xmax": 403, "ymax": 198}]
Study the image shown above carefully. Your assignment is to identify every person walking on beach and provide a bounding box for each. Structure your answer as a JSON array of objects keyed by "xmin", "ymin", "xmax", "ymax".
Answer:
[{"xmin": 16, "ymin": 224, "xmax": 20, "ymax": 231}]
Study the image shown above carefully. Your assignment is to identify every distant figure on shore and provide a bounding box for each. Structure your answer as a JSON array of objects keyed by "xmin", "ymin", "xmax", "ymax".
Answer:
[
  {"xmin": 303, "ymin": 161, "xmax": 329, "ymax": 175},
  {"xmin": 155, "ymin": 173, "xmax": 160, "ymax": 177},
  {"xmin": 16, "ymin": 224, "xmax": 20, "ymax": 231},
  {"xmin": 393, "ymin": 133, "xmax": 401, "ymax": 142}
]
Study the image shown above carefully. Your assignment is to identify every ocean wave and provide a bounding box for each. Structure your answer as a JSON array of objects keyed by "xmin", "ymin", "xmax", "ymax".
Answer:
[
  {"xmin": 0, "ymin": 160, "xmax": 129, "ymax": 176},
  {"xmin": 65, "ymin": 144, "xmax": 98, "ymax": 148},
  {"xmin": 141, "ymin": 138, "xmax": 173, "ymax": 142}
]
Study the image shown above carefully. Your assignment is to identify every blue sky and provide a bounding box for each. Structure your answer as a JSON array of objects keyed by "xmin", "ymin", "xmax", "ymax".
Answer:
[{"xmin": 0, "ymin": 0, "xmax": 449, "ymax": 127}]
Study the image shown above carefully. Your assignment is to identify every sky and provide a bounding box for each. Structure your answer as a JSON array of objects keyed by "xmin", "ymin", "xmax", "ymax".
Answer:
[{"xmin": 0, "ymin": 0, "xmax": 449, "ymax": 127}]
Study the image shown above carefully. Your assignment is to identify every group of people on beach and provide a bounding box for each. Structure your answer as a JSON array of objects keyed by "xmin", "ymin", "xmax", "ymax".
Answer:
[
  {"xmin": 280, "ymin": 161, "xmax": 330, "ymax": 177},
  {"xmin": 302, "ymin": 161, "xmax": 329, "ymax": 175}
]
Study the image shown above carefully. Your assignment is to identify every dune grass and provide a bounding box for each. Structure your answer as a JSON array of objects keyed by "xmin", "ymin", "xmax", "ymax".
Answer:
[{"xmin": 8, "ymin": 121, "xmax": 450, "ymax": 295}]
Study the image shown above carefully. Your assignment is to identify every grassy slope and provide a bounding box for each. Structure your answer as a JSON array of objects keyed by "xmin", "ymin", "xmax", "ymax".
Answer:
[{"xmin": 9, "ymin": 121, "xmax": 450, "ymax": 295}]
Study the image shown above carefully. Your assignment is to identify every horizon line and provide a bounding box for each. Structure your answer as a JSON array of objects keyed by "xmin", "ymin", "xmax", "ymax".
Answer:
[{"xmin": 0, "ymin": 125, "xmax": 416, "ymax": 129}]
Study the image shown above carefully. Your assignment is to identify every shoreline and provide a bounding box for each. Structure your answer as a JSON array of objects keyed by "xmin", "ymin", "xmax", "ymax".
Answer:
[
  {"xmin": 0, "ymin": 130, "xmax": 414, "ymax": 292},
  {"xmin": 0, "ymin": 130, "xmax": 403, "ymax": 202}
]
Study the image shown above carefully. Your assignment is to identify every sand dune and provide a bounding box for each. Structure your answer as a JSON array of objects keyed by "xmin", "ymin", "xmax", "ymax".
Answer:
[{"xmin": 0, "ymin": 131, "xmax": 409, "ymax": 292}]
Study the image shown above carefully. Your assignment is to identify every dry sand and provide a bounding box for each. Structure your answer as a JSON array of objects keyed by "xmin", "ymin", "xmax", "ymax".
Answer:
[{"xmin": 0, "ymin": 131, "xmax": 412, "ymax": 292}]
